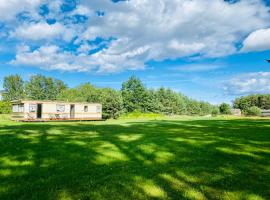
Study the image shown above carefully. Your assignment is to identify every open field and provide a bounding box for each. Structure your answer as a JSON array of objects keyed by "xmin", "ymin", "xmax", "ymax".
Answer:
[{"xmin": 0, "ymin": 115, "xmax": 270, "ymax": 200}]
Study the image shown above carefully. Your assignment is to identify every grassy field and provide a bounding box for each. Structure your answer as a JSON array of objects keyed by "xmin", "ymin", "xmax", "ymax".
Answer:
[{"xmin": 0, "ymin": 115, "xmax": 270, "ymax": 200}]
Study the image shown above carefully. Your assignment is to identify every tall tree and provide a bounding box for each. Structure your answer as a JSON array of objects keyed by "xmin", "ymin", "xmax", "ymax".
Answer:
[
  {"xmin": 3, "ymin": 74, "xmax": 25, "ymax": 101},
  {"xmin": 57, "ymin": 83, "xmax": 100, "ymax": 102},
  {"xmin": 121, "ymin": 76, "xmax": 148, "ymax": 112},
  {"xmin": 100, "ymin": 88, "xmax": 123, "ymax": 119},
  {"xmin": 25, "ymin": 74, "xmax": 66, "ymax": 100}
]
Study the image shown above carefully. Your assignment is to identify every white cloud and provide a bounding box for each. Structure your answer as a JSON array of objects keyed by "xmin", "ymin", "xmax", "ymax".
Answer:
[
  {"xmin": 71, "ymin": 5, "xmax": 91, "ymax": 17},
  {"xmin": 241, "ymin": 28, "xmax": 270, "ymax": 52},
  {"xmin": 11, "ymin": 42, "xmax": 146, "ymax": 73},
  {"xmin": 11, "ymin": 45, "xmax": 93, "ymax": 72},
  {"xmin": 224, "ymin": 72, "xmax": 270, "ymax": 95},
  {"xmin": 0, "ymin": 0, "xmax": 43, "ymax": 21},
  {"xmin": 12, "ymin": 22, "xmax": 74, "ymax": 41},
  {"xmin": 75, "ymin": 0, "xmax": 270, "ymax": 71},
  {"xmin": 6, "ymin": 0, "xmax": 270, "ymax": 73}
]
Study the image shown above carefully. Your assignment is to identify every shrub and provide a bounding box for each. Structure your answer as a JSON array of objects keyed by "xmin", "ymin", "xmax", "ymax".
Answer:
[
  {"xmin": 0, "ymin": 101, "xmax": 12, "ymax": 114},
  {"xmin": 244, "ymin": 106, "xmax": 261, "ymax": 116},
  {"xmin": 219, "ymin": 103, "xmax": 232, "ymax": 115},
  {"xmin": 211, "ymin": 108, "xmax": 219, "ymax": 117}
]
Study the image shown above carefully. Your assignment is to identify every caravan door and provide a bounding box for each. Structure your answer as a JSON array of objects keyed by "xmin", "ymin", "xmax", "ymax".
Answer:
[{"xmin": 70, "ymin": 105, "xmax": 75, "ymax": 118}]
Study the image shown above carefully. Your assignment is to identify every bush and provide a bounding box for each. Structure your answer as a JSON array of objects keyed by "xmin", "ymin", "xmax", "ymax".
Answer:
[
  {"xmin": 0, "ymin": 101, "xmax": 12, "ymax": 114},
  {"xmin": 244, "ymin": 106, "xmax": 261, "ymax": 116},
  {"xmin": 211, "ymin": 108, "xmax": 219, "ymax": 117},
  {"xmin": 219, "ymin": 103, "xmax": 232, "ymax": 115}
]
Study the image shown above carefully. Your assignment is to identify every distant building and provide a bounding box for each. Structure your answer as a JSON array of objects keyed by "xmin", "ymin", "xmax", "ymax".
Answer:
[
  {"xmin": 11, "ymin": 100, "xmax": 102, "ymax": 121},
  {"xmin": 261, "ymin": 110, "xmax": 270, "ymax": 117},
  {"xmin": 0, "ymin": 90, "xmax": 4, "ymax": 100},
  {"xmin": 231, "ymin": 109, "xmax": 241, "ymax": 116}
]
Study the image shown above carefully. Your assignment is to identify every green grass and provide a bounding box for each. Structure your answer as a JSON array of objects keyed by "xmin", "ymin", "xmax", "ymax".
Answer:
[{"xmin": 0, "ymin": 115, "xmax": 270, "ymax": 200}]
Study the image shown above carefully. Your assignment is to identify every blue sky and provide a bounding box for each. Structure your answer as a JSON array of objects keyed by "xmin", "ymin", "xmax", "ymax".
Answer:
[{"xmin": 0, "ymin": 0, "xmax": 270, "ymax": 104}]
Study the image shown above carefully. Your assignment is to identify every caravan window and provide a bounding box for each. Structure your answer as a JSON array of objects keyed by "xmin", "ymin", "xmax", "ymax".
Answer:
[
  {"xmin": 13, "ymin": 104, "xmax": 24, "ymax": 113},
  {"xmin": 29, "ymin": 104, "xmax": 36, "ymax": 112},
  {"xmin": 56, "ymin": 104, "xmax": 65, "ymax": 112},
  {"xmin": 84, "ymin": 106, "xmax": 88, "ymax": 112},
  {"xmin": 96, "ymin": 105, "xmax": 101, "ymax": 113}
]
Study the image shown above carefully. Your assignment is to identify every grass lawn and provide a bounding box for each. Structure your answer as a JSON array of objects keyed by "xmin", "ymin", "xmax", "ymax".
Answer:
[{"xmin": 0, "ymin": 115, "xmax": 270, "ymax": 200}]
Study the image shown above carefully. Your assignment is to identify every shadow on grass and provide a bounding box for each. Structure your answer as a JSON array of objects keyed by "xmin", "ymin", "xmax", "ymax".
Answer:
[{"xmin": 0, "ymin": 119, "xmax": 270, "ymax": 200}]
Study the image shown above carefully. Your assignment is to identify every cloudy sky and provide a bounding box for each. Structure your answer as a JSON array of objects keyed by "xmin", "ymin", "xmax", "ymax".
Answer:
[{"xmin": 0, "ymin": 0, "xmax": 270, "ymax": 104}]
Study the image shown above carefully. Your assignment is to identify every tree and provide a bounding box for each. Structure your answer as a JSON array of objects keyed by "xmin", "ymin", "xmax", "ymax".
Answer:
[
  {"xmin": 219, "ymin": 103, "xmax": 231, "ymax": 115},
  {"xmin": 100, "ymin": 88, "xmax": 123, "ymax": 119},
  {"xmin": 25, "ymin": 74, "xmax": 66, "ymax": 100},
  {"xmin": 233, "ymin": 94, "xmax": 270, "ymax": 110},
  {"xmin": 186, "ymin": 99, "xmax": 201, "ymax": 115},
  {"xmin": 155, "ymin": 88, "xmax": 187, "ymax": 115},
  {"xmin": 0, "ymin": 101, "xmax": 11, "ymax": 114},
  {"xmin": 141, "ymin": 89, "xmax": 158, "ymax": 113},
  {"xmin": 258, "ymin": 95, "xmax": 270, "ymax": 109},
  {"xmin": 57, "ymin": 88, "xmax": 80, "ymax": 102},
  {"xmin": 3, "ymin": 74, "xmax": 25, "ymax": 101},
  {"xmin": 211, "ymin": 107, "xmax": 219, "ymax": 117},
  {"xmin": 121, "ymin": 76, "xmax": 148, "ymax": 112},
  {"xmin": 77, "ymin": 83, "xmax": 100, "ymax": 103},
  {"xmin": 200, "ymin": 101, "xmax": 213, "ymax": 115},
  {"xmin": 57, "ymin": 83, "xmax": 100, "ymax": 103}
]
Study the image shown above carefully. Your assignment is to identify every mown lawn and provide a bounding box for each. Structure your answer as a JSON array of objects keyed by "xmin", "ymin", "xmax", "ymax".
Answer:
[{"xmin": 0, "ymin": 115, "xmax": 270, "ymax": 200}]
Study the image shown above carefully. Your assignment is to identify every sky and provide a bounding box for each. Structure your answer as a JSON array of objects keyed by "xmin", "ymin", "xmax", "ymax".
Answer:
[{"xmin": 0, "ymin": 0, "xmax": 270, "ymax": 104}]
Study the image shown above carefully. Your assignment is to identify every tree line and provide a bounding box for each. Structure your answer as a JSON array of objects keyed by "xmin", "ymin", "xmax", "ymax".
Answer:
[
  {"xmin": 233, "ymin": 94, "xmax": 270, "ymax": 110},
  {"xmin": 233, "ymin": 94, "xmax": 270, "ymax": 116},
  {"xmin": 1, "ymin": 74, "xmax": 220, "ymax": 118}
]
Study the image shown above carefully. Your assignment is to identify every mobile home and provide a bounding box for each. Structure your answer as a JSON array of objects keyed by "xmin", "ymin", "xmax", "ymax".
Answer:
[
  {"xmin": 261, "ymin": 110, "xmax": 270, "ymax": 117},
  {"xmin": 11, "ymin": 100, "xmax": 102, "ymax": 121}
]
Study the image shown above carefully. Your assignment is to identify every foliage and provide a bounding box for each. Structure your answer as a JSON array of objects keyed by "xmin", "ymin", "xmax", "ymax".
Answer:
[
  {"xmin": 99, "ymin": 88, "xmax": 123, "ymax": 119},
  {"xmin": 244, "ymin": 106, "xmax": 261, "ymax": 116},
  {"xmin": 121, "ymin": 76, "xmax": 148, "ymax": 112},
  {"xmin": 0, "ymin": 117, "xmax": 269, "ymax": 199},
  {"xmin": 0, "ymin": 101, "xmax": 11, "ymax": 114},
  {"xmin": 219, "ymin": 103, "xmax": 232, "ymax": 115},
  {"xmin": 211, "ymin": 107, "xmax": 219, "ymax": 117},
  {"xmin": 199, "ymin": 101, "xmax": 214, "ymax": 116},
  {"xmin": 155, "ymin": 88, "xmax": 187, "ymax": 115},
  {"xmin": 25, "ymin": 74, "xmax": 67, "ymax": 100},
  {"xmin": 3, "ymin": 74, "xmax": 25, "ymax": 101},
  {"xmin": 234, "ymin": 94, "xmax": 270, "ymax": 110}
]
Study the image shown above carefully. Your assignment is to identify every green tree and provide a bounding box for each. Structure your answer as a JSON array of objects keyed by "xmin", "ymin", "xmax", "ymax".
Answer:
[
  {"xmin": 155, "ymin": 88, "xmax": 187, "ymax": 115},
  {"xmin": 219, "ymin": 103, "xmax": 232, "ymax": 115},
  {"xmin": 3, "ymin": 74, "xmax": 25, "ymax": 101},
  {"xmin": 121, "ymin": 76, "xmax": 148, "ymax": 112},
  {"xmin": 57, "ymin": 88, "xmax": 80, "ymax": 102},
  {"xmin": 144, "ymin": 89, "xmax": 162, "ymax": 113},
  {"xmin": 200, "ymin": 101, "xmax": 213, "ymax": 115},
  {"xmin": 0, "ymin": 101, "xmax": 12, "ymax": 114},
  {"xmin": 100, "ymin": 88, "xmax": 123, "ymax": 119},
  {"xmin": 25, "ymin": 74, "xmax": 66, "ymax": 100},
  {"xmin": 211, "ymin": 107, "xmax": 219, "ymax": 117},
  {"xmin": 57, "ymin": 83, "xmax": 99, "ymax": 102},
  {"xmin": 186, "ymin": 99, "xmax": 201, "ymax": 115}
]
